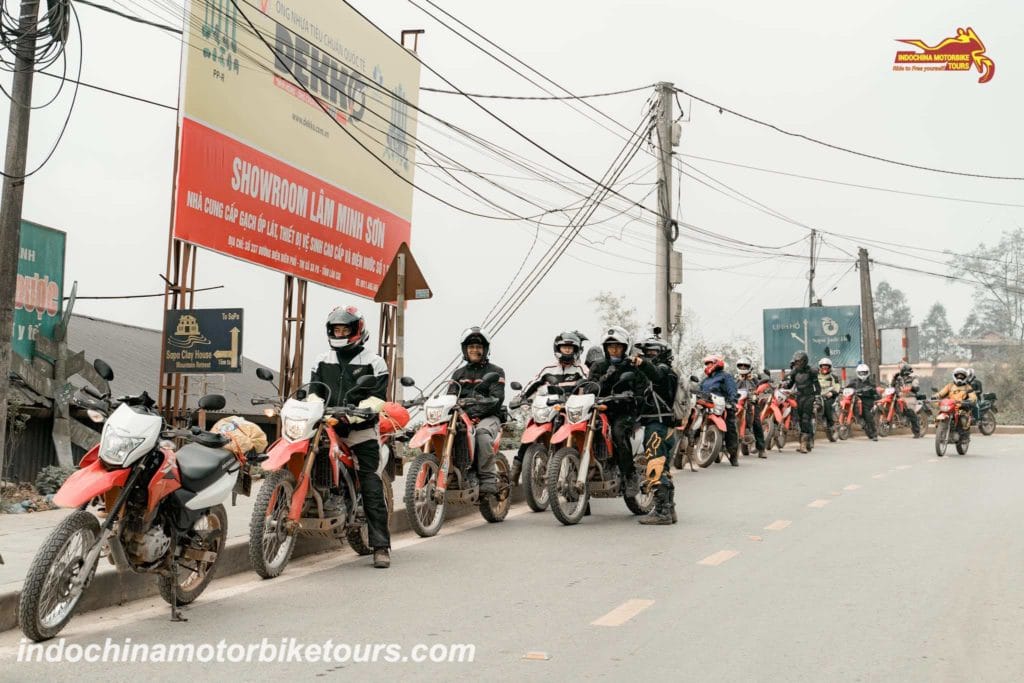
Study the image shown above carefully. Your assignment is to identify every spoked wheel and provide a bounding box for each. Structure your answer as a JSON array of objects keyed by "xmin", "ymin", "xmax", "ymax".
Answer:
[
  {"xmin": 979, "ymin": 411, "xmax": 996, "ymax": 436},
  {"xmin": 935, "ymin": 421, "xmax": 950, "ymax": 457},
  {"xmin": 838, "ymin": 422, "xmax": 850, "ymax": 440},
  {"xmin": 696, "ymin": 427, "xmax": 722, "ymax": 468},
  {"xmin": 763, "ymin": 417, "xmax": 777, "ymax": 450},
  {"xmin": 775, "ymin": 424, "xmax": 787, "ymax": 451},
  {"xmin": 878, "ymin": 418, "xmax": 892, "ymax": 437},
  {"xmin": 480, "ymin": 455, "xmax": 512, "ymax": 523},
  {"xmin": 249, "ymin": 469, "xmax": 298, "ymax": 578},
  {"xmin": 547, "ymin": 447, "xmax": 589, "ymax": 525},
  {"xmin": 624, "ymin": 466, "xmax": 656, "ymax": 515},
  {"xmin": 955, "ymin": 432, "xmax": 971, "ymax": 455},
  {"xmin": 159, "ymin": 504, "xmax": 227, "ymax": 605},
  {"xmin": 672, "ymin": 434, "xmax": 688, "ymax": 469},
  {"xmin": 346, "ymin": 472, "xmax": 394, "ymax": 556},
  {"xmin": 19, "ymin": 511, "xmax": 101, "ymax": 642},
  {"xmin": 404, "ymin": 452, "xmax": 446, "ymax": 537},
  {"xmin": 522, "ymin": 443, "xmax": 551, "ymax": 512}
]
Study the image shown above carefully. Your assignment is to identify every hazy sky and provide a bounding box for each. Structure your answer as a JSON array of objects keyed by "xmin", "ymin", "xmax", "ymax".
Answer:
[{"xmin": 5, "ymin": 0, "xmax": 1022, "ymax": 391}]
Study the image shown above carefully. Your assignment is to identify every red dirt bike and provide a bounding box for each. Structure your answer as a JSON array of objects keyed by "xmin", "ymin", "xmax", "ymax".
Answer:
[
  {"xmin": 19, "ymin": 360, "xmax": 249, "ymax": 641},
  {"xmin": 874, "ymin": 386, "xmax": 908, "ymax": 437},
  {"xmin": 248, "ymin": 370, "xmax": 409, "ymax": 578},
  {"xmin": 933, "ymin": 395, "xmax": 973, "ymax": 457},
  {"xmin": 401, "ymin": 374, "xmax": 512, "ymax": 537},
  {"xmin": 761, "ymin": 386, "xmax": 795, "ymax": 451},
  {"xmin": 546, "ymin": 376, "xmax": 655, "ymax": 524},
  {"xmin": 508, "ymin": 383, "xmax": 567, "ymax": 512},
  {"xmin": 736, "ymin": 389, "xmax": 756, "ymax": 456}
]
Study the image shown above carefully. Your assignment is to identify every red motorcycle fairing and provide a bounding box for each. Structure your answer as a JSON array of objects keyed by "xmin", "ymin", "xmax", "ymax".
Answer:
[
  {"xmin": 79, "ymin": 444, "xmax": 99, "ymax": 469},
  {"xmin": 146, "ymin": 447, "xmax": 181, "ymax": 516},
  {"xmin": 263, "ymin": 437, "xmax": 311, "ymax": 471},
  {"xmin": 53, "ymin": 458, "xmax": 131, "ymax": 508},
  {"xmin": 521, "ymin": 421, "xmax": 553, "ymax": 444},
  {"xmin": 410, "ymin": 423, "xmax": 448, "ymax": 450}
]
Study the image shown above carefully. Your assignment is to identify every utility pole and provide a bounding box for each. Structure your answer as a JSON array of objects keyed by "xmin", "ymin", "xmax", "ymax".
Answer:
[
  {"xmin": 654, "ymin": 81, "xmax": 675, "ymax": 335},
  {"xmin": 808, "ymin": 229, "xmax": 816, "ymax": 306},
  {"xmin": 858, "ymin": 247, "xmax": 880, "ymax": 380},
  {"xmin": 0, "ymin": 0, "xmax": 41, "ymax": 481}
]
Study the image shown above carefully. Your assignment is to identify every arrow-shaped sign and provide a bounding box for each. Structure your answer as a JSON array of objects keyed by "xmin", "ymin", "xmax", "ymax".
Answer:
[{"xmin": 214, "ymin": 326, "xmax": 240, "ymax": 368}]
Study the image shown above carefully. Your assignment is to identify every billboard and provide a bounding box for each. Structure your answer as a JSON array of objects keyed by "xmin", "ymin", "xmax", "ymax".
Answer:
[
  {"xmin": 880, "ymin": 326, "xmax": 920, "ymax": 365},
  {"xmin": 172, "ymin": 0, "xmax": 420, "ymax": 296},
  {"xmin": 763, "ymin": 305, "xmax": 862, "ymax": 369},
  {"xmin": 13, "ymin": 221, "xmax": 65, "ymax": 360},
  {"xmin": 163, "ymin": 308, "xmax": 244, "ymax": 374}
]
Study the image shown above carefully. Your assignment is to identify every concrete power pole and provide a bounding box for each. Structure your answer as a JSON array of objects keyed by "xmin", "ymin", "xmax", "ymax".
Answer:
[
  {"xmin": 654, "ymin": 81, "xmax": 677, "ymax": 336},
  {"xmin": 0, "ymin": 0, "xmax": 41, "ymax": 480},
  {"xmin": 808, "ymin": 229, "xmax": 816, "ymax": 307},
  {"xmin": 858, "ymin": 247, "xmax": 880, "ymax": 379}
]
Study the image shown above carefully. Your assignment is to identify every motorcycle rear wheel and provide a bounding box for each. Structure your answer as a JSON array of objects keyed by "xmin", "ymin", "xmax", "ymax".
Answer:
[
  {"xmin": 979, "ymin": 411, "xmax": 996, "ymax": 436},
  {"xmin": 547, "ymin": 447, "xmax": 589, "ymax": 525},
  {"xmin": 19, "ymin": 510, "xmax": 100, "ymax": 642},
  {"xmin": 159, "ymin": 505, "xmax": 227, "ymax": 605}
]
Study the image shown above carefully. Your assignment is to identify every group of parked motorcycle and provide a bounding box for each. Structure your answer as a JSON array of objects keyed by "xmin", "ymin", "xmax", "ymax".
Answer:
[{"xmin": 15, "ymin": 356, "xmax": 1000, "ymax": 642}]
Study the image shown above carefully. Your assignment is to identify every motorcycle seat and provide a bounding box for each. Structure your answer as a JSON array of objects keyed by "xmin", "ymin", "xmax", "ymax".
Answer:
[{"xmin": 176, "ymin": 443, "xmax": 238, "ymax": 492}]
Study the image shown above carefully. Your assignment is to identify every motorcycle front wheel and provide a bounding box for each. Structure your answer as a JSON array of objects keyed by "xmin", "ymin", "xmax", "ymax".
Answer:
[
  {"xmin": 249, "ymin": 469, "xmax": 298, "ymax": 578},
  {"xmin": 837, "ymin": 421, "xmax": 850, "ymax": 440},
  {"xmin": 696, "ymin": 426, "xmax": 722, "ymax": 468},
  {"xmin": 479, "ymin": 455, "xmax": 512, "ymax": 523},
  {"xmin": 547, "ymin": 447, "xmax": 589, "ymax": 525},
  {"xmin": 19, "ymin": 510, "xmax": 101, "ymax": 642},
  {"xmin": 405, "ymin": 452, "xmax": 446, "ymax": 537},
  {"xmin": 935, "ymin": 421, "xmax": 950, "ymax": 457},
  {"xmin": 522, "ymin": 443, "xmax": 551, "ymax": 512}
]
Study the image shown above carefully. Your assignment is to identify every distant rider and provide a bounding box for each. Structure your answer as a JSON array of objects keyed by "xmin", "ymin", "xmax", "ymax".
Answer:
[
  {"xmin": 782, "ymin": 351, "xmax": 820, "ymax": 453},
  {"xmin": 733, "ymin": 357, "xmax": 766, "ymax": 458},
  {"xmin": 846, "ymin": 363, "xmax": 878, "ymax": 441},
  {"xmin": 700, "ymin": 354, "xmax": 740, "ymax": 466},
  {"xmin": 891, "ymin": 361, "xmax": 923, "ymax": 438},
  {"xmin": 633, "ymin": 335, "xmax": 679, "ymax": 525}
]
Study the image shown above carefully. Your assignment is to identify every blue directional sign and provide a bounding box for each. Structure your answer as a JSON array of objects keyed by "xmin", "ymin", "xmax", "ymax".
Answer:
[{"xmin": 762, "ymin": 305, "xmax": 862, "ymax": 370}]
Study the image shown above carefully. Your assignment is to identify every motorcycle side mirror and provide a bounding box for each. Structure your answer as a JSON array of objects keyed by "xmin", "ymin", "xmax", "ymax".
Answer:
[
  {"xmin": 510, "ymin": 381, "xmax": 522, "ymax": 391},
  {"xmin": 930, "ymin": 386, "xmax": 938, "ymax": 393},
  {"xmin": 198, "ymin": 394, "xmax": 226, "ymax": 411},
  {"xmin": 256, "ymin": 367, "xmax": 275, "ymax": 382},
  {"xmin": 617, "ymin": 371, "xmax": 635, "ymax": 384},
  {"xmin": 400, "ymin": 376, "xmax": 416, "ymax": 387},
  {"xmin": 689, "ymin": 375, "xmax": 700, "ymax": 383},
  {"xmin": 93, "ymin": 358, "xmax": 114, "ymax": 382},
  {"xmin": 481, "ymin": 372, "xmax": 501, "ymax": 384},
  {"xmin": 355, "ymin": 374, "xmax": 376, "ymax": 387},
  {"xmin": 295, "ymin": 389, "xmax": 308, "ymax": 400}
]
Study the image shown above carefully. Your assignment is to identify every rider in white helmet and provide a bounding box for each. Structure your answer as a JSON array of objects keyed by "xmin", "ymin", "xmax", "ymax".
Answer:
[
  {"xmin": 733, "ymin": 356, "xmax": 766, "ymax": 457},
  {"xmin": 817, "ymin": 358, "xmax": 842, "ymax": 436},
  {"xmin": 845, "ymin": 362, "xmax": 878, "ymax": 440}
]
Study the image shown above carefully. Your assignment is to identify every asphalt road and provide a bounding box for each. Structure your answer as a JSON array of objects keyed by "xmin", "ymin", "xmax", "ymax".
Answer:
[{"xmin": 2, "ymin": 434, "xmax": 1022, "ymax": 681}]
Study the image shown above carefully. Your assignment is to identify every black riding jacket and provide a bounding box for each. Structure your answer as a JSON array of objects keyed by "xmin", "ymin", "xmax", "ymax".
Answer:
[
  {"xmin": 449, "ymin": 361, "xmax": 506, "ymax": 420},
  {"xmin": 310, "ymin": 345, "xmax": 388, "ymax": 408},
  {"xmin": 782, "ymin": 364, "xmax": 821, "ymax": 399}
]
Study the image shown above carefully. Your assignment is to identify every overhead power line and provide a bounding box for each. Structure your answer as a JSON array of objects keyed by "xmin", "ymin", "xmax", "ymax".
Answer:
[
  {"xmin": 75, "ymin": 0, "xmax": 181, "ymax": 33},
  {"xmin": 419, "ymin": 84, "xmax": 653, "ymax": 100},
  {"xmin": 674, "ymin": 85, "xmax": 1024, "ymax": 181}
]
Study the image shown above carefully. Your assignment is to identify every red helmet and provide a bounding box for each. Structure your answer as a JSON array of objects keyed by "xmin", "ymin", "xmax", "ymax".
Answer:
[
  {"xmin": 702, "ymin": 354, "xmax": 725, "ymax": 377},
  {"xmin": 379, "ymin": 402, "xmax": 410, "ymax": 434}
]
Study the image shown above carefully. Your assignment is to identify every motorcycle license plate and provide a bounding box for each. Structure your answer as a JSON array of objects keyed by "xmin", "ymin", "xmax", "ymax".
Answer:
[{"xmin": 234, "ymin": 468, "xmax": 253, "ymax": 498}]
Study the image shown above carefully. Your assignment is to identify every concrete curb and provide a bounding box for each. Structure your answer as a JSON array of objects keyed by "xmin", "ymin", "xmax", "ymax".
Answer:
[{"xmin": 0, "ymin": 487, "xmax": 525, "ymax": 634}]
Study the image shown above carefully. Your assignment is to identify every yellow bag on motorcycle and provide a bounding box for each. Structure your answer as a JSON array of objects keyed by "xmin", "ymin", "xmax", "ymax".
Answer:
[{"xmin": 211, "ymin": 416, "xmax": 269, "ymax": 457}]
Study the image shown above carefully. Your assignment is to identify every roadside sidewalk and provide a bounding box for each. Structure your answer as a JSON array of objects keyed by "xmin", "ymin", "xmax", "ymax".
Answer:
[{"xmin": 1, "ymin": 452, "xmax": 525, "ymax": 633}]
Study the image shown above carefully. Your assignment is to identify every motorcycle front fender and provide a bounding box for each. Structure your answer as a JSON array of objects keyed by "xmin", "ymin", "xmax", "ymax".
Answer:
[
  {"xmin": 551, "ymin": 421, "xmax": 587, "ymax": 445},
  {"xmin": 53, "ymin": 459, "xmax": 131, "ymax": 508},
  {"xmin": 708, "ymin": 414, "xmax": 727, "ymax": 432},
  {"xmin": 521, "ymin": 421, "xmax": 553, "ymax": 444},
  {"xmin": 410, "ymin": 423, "xmax": 447, "ymax": 450},
  {"xmin": 263, "ymin": 437, "xmax": 310, "ymax": 471}
]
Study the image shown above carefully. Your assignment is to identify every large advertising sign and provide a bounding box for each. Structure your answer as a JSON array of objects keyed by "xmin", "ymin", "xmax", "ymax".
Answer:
[
  {"xmin": 763, "ymin": 306, "xmax": 863, "ymax": 369},
  {"xmin": 173, "ymin": 0, "xmax": 420, "ymax": 296},
  {"xmin": 14, "ymin": 221, "xmax": 66, "ymax": 360}
]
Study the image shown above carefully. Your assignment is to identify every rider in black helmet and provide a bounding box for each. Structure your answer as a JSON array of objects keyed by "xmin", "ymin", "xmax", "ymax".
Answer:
[
  {"xmin": 449, "ymin": 327, "xmax": 506, "ymax": 495},
  {"xmin": 632, "ymin": 334, "xmax": 679, "ymax": 525},
  {"xmin": 781, "ymin": 350, "xmax": 820, "ymax": 453}
]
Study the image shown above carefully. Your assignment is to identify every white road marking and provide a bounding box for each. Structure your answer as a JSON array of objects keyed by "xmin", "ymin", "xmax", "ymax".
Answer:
[
  {"xmin": 895, "ymin": 465, "xmax": 913, "ymax": 470},
  {"xmin": 698, "ymin": 550, "xmax": 740, "ymax": 566},
  {"xmin": 872, "ymin": 473, "xmax": 886, "ymax": 479},
  {"xmin": 764, "ymin": 520, "xmax": 792, "ymax": 531},
  {"xmin": 843, "ymin": 484, "xmax": 861, "ymax": 491},
  {"xmin": 591, "ymin": 599, "xmax": 655, "ymax": 626}
]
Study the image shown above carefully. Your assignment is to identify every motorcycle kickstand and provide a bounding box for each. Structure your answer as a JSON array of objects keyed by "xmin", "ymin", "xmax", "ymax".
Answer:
[{"xmin": 169, "ymin": 560, "xmax": 188, "ymax": 623}]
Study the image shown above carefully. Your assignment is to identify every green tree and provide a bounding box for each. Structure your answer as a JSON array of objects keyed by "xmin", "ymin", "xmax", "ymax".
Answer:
[
  {"xmin": 959, "ymin": 311, "xmax": 986, "ymax": 339},
  {"xmin": 591, "ymin": 291, "xmax": 641, "ymax": 341},
  {"xmin": 919, "ymin": 302, "xmax": 957, "ymax": 366},
  {"xmin": 952, "ymin": 227, "xmax": 1024, "ymax": 342},
  {"xmin": 874, "ymin": 281, "xmax": 913, "ymax": 329}
]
